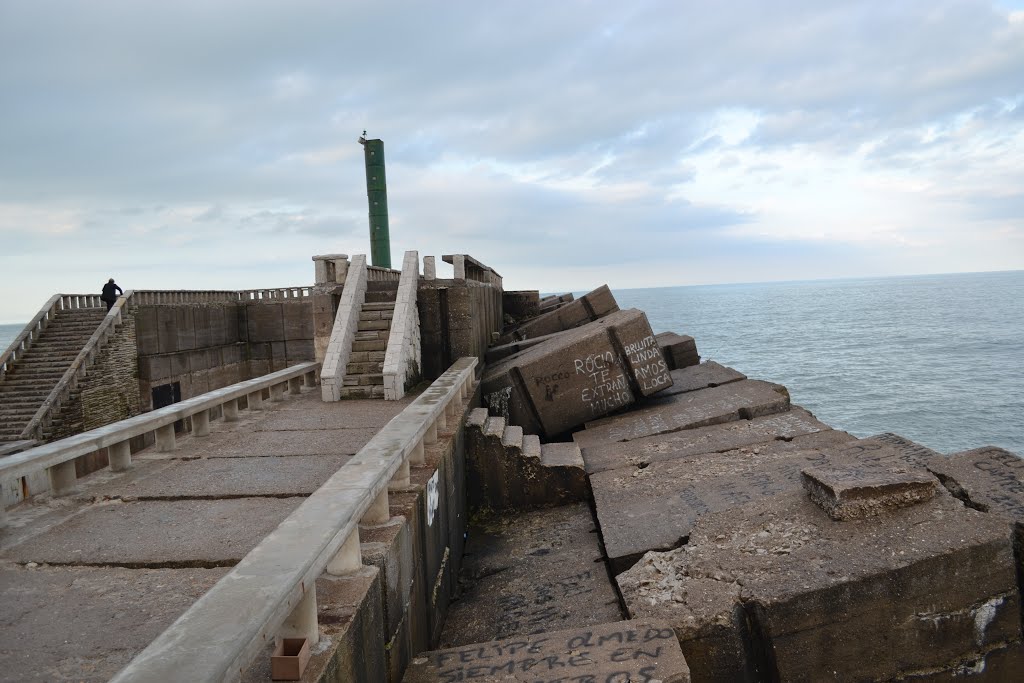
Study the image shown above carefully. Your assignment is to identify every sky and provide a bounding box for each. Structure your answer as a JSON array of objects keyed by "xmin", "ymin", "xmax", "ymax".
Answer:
[{"xmin": 1, "ymin": 0, "xmax": 1022, "ymax": 324}]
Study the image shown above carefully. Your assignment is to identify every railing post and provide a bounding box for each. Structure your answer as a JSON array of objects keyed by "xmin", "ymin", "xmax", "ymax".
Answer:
[
  {"xmin": 155, "ymin": 424, "xmax": 176, "ymax": 452},
  {"xmin": 410, "ymin": 438, "xmax": 425, "ymax": 466},
  {"xmin": 47, "ymin": 460, "xmax": 77, "ymax": 496},
  {"xmin": 389, "ymin": 457, "xmax": 411, "ymax": 489},
  {"xmin": 304, "ymin": 371, "xmax": 316, "ymax": 388},
  {"xmin": 425, "ymin": 422, "xmax": 438, "ymax": 445},
  {"xmin": 436, "ymin": 406, "xmax": 448, "ymax": 432},
  {"xmin": 278, "ymin": 586, "xmax": 320, "ymax": 647},
  {"xmin": 288, "ymin": 377, "xmax": 302, "ymax": 395},
  {"xmin": 361, "ymin": 489, "xmax": 390, "ymax": 525},
  {"xmin": 109, "ymin": 441, "xmax": 132, "ymax": 472},
  {"xmin": 248, "ymin": 390, "xmax": 264, "ymax": 411},
  {"xmin": 269, "ymin": 383, "xmax": 285, "ymax": 402},
  {"xmin": 223, "ymin": 398, "xmax": 239, "ymax": 422},
  {"xmin": 192, "ymin": 409, "xmax": 210, "ymax": 437},
  {"xmin": 326, "ymin": 529, "xmax": 362, "ymax": 575}
]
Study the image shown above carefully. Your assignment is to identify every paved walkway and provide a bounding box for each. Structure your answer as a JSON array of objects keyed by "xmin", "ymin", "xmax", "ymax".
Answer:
[{"xmin": 0, "ymin": 386, "xmax": 412, "ymax": 683}]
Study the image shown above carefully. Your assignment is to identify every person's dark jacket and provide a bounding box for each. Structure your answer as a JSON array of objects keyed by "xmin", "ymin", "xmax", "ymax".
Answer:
[{"xmin": 101, "ymin": 282, "xmax": 123, "ymax": 302}]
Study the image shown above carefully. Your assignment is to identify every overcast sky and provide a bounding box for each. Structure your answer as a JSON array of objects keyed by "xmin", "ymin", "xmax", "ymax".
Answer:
[{"xmin": 1, "ymin": 0, "xmax": 1022, "ymax": 323}]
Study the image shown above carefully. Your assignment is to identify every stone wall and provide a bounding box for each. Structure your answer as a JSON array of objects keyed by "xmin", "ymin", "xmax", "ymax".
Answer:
[{"xmin": 418, "ymin": 280, "xmax": 503, "ymax": 380}]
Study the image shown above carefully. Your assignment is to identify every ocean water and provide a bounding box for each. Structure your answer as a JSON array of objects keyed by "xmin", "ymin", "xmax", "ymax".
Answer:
[
  {"xmin": 0, "ymin": 324, "xmax": 22, "ymax": 355},
  {"xmin": 613, "ymin": 270, "xmax": 1024, "ymax": 456}
]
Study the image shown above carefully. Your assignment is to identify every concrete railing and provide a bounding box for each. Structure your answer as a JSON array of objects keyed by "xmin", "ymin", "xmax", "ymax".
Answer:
[
  {"xmin": 367, "ymin": 264, "xmax": 401, "ymax": 282},
  {"xmin": 18, "ymin": 291, "xmax": 136, "ymax": 442},
  {"xmin": 383, "ymin": 250, "xmax": 422, "ymax": 400},
  {"xmin": 442, "ymin": 253, "xmax": 503, "ymax": 287},
  {"xmin": 238, "ymin": 287, "xmax": 312, "ymax": 301},
  {"xmin": 321, "ymin": 254, "xmax": 368, "ymax": 401},
  {"xmin": 1, "ymin": 362, "xmax": 319, "ymax": 500},
  {"xmin": 0, "ymin": 293, "xmax": 105, "ymax": 380},
  {"xmin": 109, "ymin": 356, "xmax": 477, "ymax": 683}
]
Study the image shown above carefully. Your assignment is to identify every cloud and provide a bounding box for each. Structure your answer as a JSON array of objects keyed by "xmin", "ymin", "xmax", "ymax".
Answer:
[{"xmin": 0, "ymin": 0, "xmax": 1021, "ymax": 322}]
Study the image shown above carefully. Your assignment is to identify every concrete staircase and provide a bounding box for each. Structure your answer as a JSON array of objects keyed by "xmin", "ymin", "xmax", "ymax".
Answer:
[
  {"xmin": 465, "ymin": 407, "xmax": 588, "ymax": 511},
  {"xmin": 0, "ymin": 307, "xmax": 106, "ymax": 443},
  {"xmin": 340, "ymin": 281, "xmax": 398, "ymax": 399}
]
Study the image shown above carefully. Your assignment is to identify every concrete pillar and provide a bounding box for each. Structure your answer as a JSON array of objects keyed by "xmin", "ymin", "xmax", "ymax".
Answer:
[
  {"xmin": 460, "ymin": 377, "xmax": 469, "ymax": 399},
  {"xmin": 389, "ymin": 458, "xmax": 411, "ymax": 490},
  {"xmin": 425, "ymin": 422, "xmax": 438, "ymax": 445},
  {"xmin": 109, "ymin": 441, "xmax": 132, "ymax": 472},
  {"xmin": 326, "ymin": 528, "xmax": 363, "ymax": 575},
  {"xmin": 288, "ymin": 377, "xmax": 302, "ymax": 395},
  {"xmin": 223, "ymin": 398, "xmax": 239, "ymax": 422},
  {"xmin": 411, "ymin": 439, "xmax": 425, "ymax": 466},
  {"xmin": 423, "ymin": 256, "xmax": 436, "ymax": 280},
  {"xmin": 47, "ymin": 460, "xmax": 77, "ymax": 496},
  {"xmin": 270, "ymin": 383, "xmax": 285, "ymax": 402},
  {"xmin": 278, "ymin": 586, "xmax": 320, "ymax": 647},
  {"xmin": 436, "ymin": 407, "xmax": 448, "ymax": 432},
  {"xmin": 192, "ymin": 409, "xmax": 210, "ymax": 437},
  {"xmin": 248, "ymin": 390, "xmax": 264, "ymax": 411},
  {"xmin": 156, "ymin": 424, "xmax": 176, "ymax": 452},
  {"xmin": 361, "ymin": 489, "xmax": 390, "ymax": 525},
  {"xmin": 453, "ymin": 254, "xmax": 466, "ymax": 280},
  {"xmin": 304, "ymin": 371, "xmax": 317, "ymax": 388}
]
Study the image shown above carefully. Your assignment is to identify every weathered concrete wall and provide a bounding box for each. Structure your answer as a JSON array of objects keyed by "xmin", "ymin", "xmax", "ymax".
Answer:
[
  {"xmin": 134, "ymin": 301, "xmax": 313, "ymax": 412},
  {"xmin": 418, "ymin": 280, "xmax": 502, "ymax": 380}
]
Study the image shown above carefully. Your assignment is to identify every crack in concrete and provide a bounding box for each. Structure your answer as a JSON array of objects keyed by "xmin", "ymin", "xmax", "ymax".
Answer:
[{"xmin": 930, "ymin": 470, "xmax": 990, "ymax": 512}]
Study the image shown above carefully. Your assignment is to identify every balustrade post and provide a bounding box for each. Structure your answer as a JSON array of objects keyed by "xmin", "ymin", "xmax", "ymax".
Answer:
[
  {"xmin": 304, "ymin": 371, "xmax": 317, "ymax": 388},
  {"xmin": 47, "ymin": 461, "xmax": 77, "ymax": 496},
  {"xmin": 278, "ymin": 586, "xmax": 320, "ymax": 647},
  {"xmin": 248, "ymin": 390, "xmax": 264, "ymax": 411},
  {"xmin": 223, "ymin": 398, "xmax": 239, "ymax": 421},
  {"xmin": 269, "ymin": 383, "xmax": 285, "ymax": 402},
  {"xmin": 361, "ymin": 489, "xmax": 390, "ymax": 525},
  {"xmin": 411, "ymin": 438, "xmax": 425, "ymax": 466},
  {"xmin": 109, "ymin": 441, "xmax": 132, "ymax": 471},
  {"xmin": 436, "ymin": 406, "xmax": 448, "ymax": 432},
  {"xmin": 389, "ymin": 457, "xmax": 411, "ymax": 490},
  {"xmin": 425, "ymin": 422, "xmax": 438, "ymax": 445},
  {"xmin": 192, "ymin": 409, "xmax": 210, "ymax": 437},
  {"xmin": 155, "ymin": 424, "xmax": 176, "ymax": 452},
  {"xmin": 326, "ymin": 528, "xmax": 362, "ymax": 575},
  {"xmin": 288, "ymin": 377, "xmax": 302, "ymax": 395}
]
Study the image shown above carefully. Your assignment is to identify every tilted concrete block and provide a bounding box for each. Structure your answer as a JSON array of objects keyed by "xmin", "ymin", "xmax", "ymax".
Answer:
[{"xmin": 497, "ymin": 285, "xmax": 618, "ymax": 345}]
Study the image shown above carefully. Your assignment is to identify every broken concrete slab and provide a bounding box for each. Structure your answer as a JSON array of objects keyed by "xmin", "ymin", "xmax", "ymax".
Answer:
[
  {"xmin": 405, "ymin": 619, "xmax": 689, "ymax": 683},
  {"xmin": 484, "ymin": 331, "xmax": 562, "ymax": 364},
  {"xmin": 651, "ymin": 361, "xmax": 746, "ymax": 398},
  {"xmin": 591, "ymin": 435, "xmax": 948, "ymax": 575},
  {"xmin": 656, "ymin": 331, "xmax": 700, "ymax": 370},
  {"xmin": 617, "ymin": 490, "xmax": 1018, "ymax": 681},
  {"xmin": 3, "ymin": 498, "xmax": 302, "ymax": 566},
  {"xmin": 929, "ymin": 445, "xmax": 1024, "ymax": 519},
  {"xmin": 0, "ymin": 565, "xmax": 228, "ymax": 683},
  {"xmin": 581, "ymin": 406, "xmax": 842, "ymax": 474},
  {"xmin": 573, "ymin": 379, "xmax": 791, "ymax": 449},
  {"xmin": 497, "ymin": 285, "xmax": 618, "ymax": 345},
  {"xmin": 483, "ymin": 309, "xmax": 672, "ymax": 438},
  {"xmin": 439, "ymin": 503, "xmax": 623, "ymax": 647},
  {"xmin": 89, "ymin": 455, "xmax": 348, "ymax": 499},
  {"xmin": 801, "ymin": 464, "xmax": 936, "ymax": 520},
  {"xmin": 502, "ymin": 290, "xmax": 540, "ymax": 324}
]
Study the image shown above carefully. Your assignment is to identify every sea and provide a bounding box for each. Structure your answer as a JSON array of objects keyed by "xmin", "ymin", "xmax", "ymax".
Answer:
[
  {"xmin": 612, "ymin": 270, "xmax": 1023, "ymax": 456},
  {"xmin": 1, "ymin": 270, "xmax": 1021, "ymax": 455}
]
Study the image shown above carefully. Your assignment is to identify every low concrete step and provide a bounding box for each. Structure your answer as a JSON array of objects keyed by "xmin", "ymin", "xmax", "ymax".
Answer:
[
  {"xmin": 346, "ymin": 361, "xmax": 384, "ymax": 375},
  {"xmin": 361, "ymin": 302, "xmax": 396, "ymax": 312},
  {"xmin": 366, "ymin": 280, "xmax": 399, "ymax": 291},
  {"xmin": 357, "ymin": 319, "xmax": 391, "ymax": 332},
  {"xmin": 339, "ymin": 385, "xmax": 385, "ymax": 399},
  {"xmin": 351, "ymin": 340, "xmax": 386, "ymax": 352},
  {"xmin": 348, "ymin": 350, "xmax": 386, "ymax": 364},
  {"xmin": 354, "ymin": 330, "xmax": 386, "ymax": 342}
]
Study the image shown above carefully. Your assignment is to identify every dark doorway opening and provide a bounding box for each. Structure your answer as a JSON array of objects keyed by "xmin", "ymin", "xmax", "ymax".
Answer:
[{"xmin": 152, "ymin": 381, "xmax": 184, "ymax": 432}]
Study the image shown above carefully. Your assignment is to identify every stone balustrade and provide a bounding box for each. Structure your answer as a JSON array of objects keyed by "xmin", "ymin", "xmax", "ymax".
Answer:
[
  {"xmin": 0, "ymin": 293, "xmax": 103, "ymax": 380},
  {"xmin": 0, "ymin": 362, "xmax": 319, "ymax": 501},
  {"xmin": 107, "ymin": 356, "xmax": 477, "ymax": 683},
  {"xmin": 367, "ymin": 264, "xmax": 401, "ymax": 282},
  {"xmin": 382, "ymin": 250, "xmax": 422, "ymax": 400},
  {"xmin": 321, "ymin": 255, "xmax": 368, "ymax": 401}
]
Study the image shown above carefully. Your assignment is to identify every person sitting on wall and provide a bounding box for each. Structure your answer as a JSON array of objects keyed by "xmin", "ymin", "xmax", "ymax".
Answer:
[{"xmin": 101, "ymin": 278, "xmax": 123, "ymax": 312}]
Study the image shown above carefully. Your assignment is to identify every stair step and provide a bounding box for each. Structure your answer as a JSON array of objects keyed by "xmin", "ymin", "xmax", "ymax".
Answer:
[
  {"xmin": 339, "ymin": 385, "xmax": 385, "ymax": 399},
  {"xmin": 351, "ymin": 340, "xmax": 387, "ymax": 352},
  {"xmin": 354, "ymin": 330, "xmax": 386, "ymax": 342},
  {"xmin": 357, "ymin": 319, "xmax": 391, "ymax": 332},
  {"xmin": 348, "ymin": 350, "xmax": 386, "ymax": 363},
  {"xmin": 483, "ymin": 416, "xmax": 506, "ymax": 438},
  {"xmin": 364, "ymin": 291, "xmax": 397, "ymax": 304},
  {"xmin": 540, "ymin": 443, "xmax": 585, "ymax": 468},
  {"xmin": 346, "ymin": 361, "xmax": 384, "ymax": 375},
  {"xmin": 522, "ymin": 434, "xmax": 542, "ymax": 460},
  {"xmin": 362, "ymin": 302, "xmax": 396, "ymax": 312},
  {"xmin": 366, "ymin": 280, "xmax": 399, "ymax": 292},
  {"xmin": 501, "ymin": 425, "xmax": 524, "ymax": 450}
]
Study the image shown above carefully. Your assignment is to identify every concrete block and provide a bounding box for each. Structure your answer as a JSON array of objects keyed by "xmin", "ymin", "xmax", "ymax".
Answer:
[
  {"xmin": 497, "ymin": 285, "xmax": 618, "ymax": 345},
  {"xmin": 656, "ymin": 331, "xmax": 700, "ymax": 370},
  {"xmin": 193, "ymin": 306, "xmax": 213, "ymax": 347},
  {"xmin": 134, "ymin": 306, "xmax": 160, "ymax": 355},
  {"xmin": 283, "ymin": 301, "xmax": 313, "ymax": 340},
  {"xmin": 581, "ymin": 406, "xmax": 840, "ymax": 474},
  {"xmin": 618, "ymin": 490, "xmax": 1017, "ymax": 681},
  {"xmin": 574, "ymin": 379, "xmax": 791, "ymax": 449},
  {"xmin": 501, "ymin": 290, "xmax": 540, "ymax": 322},
  {"xmin": 482, "ymin": 309, "xmax": 671, "ymax": 438},
  {"xmin": 406, "ymin": 620, "xmax": 689, "ymax": 683},
  {"xmin": 802, "ymin": 464, "xmax": 936, "ymax": 520},
  {"xmin": 174, "ymin": 306, "xmax": 196, "ymax": 351},
  {"xmin": 361, "ymin": 517, "xmax": 414, "ymax": 647},
  {"xmin": 285, "ymin": 338, "xmax": 315, "ymax": 362},
  {"xmin": 653, "ymin": 361, "xmax": 746, "ymax": 398},
  {"xmin": 157, "ymin": 306, "xmax": 178, "ymax": 354},
  {"xmin": 169, "ymin": 351, "xmax": 190, "ymax": 377}
]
